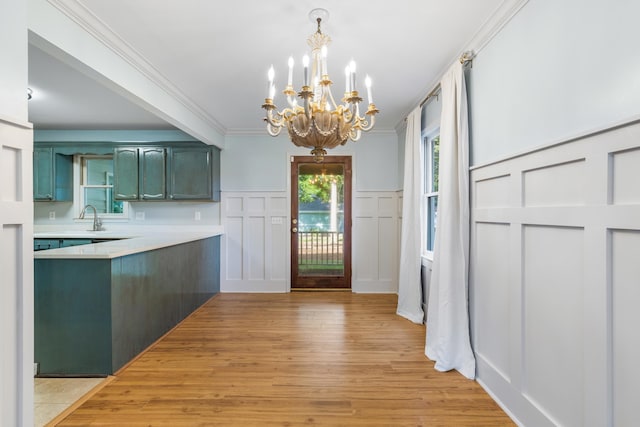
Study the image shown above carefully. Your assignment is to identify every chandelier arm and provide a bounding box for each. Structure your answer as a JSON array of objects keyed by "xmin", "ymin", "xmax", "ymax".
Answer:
[
  {"xmin": 343, "ymin": 103, "xmax": 357, "ymax": 125},
  {"xmin": 358, "ymin": 114, "xmax": 376, "ymax": 132},
  {"xmin": 264, "ymin": 109, "xmax": 285, "ymax": 128},
  {"xmin": 349, "ymin": 127, "xmax": 362, "ymax": 141},
  {"xmin": 267, "ymin": 123, "xmax": 282, "ymax": 136},
  {"xmin": 327, "ymin": 89, "xmax": 339, "ymax": 111}
]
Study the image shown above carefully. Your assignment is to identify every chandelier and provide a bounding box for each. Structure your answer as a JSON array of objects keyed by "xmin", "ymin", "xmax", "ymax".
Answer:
[{"xmin": 262, "ymin": 8, "xmax": 379, "ymax": 162}]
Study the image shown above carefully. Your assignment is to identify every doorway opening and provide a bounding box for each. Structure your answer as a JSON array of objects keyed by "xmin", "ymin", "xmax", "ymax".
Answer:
[{"xmin": 291, "ymin": 156, "xmax": 352, "ymax": 289}]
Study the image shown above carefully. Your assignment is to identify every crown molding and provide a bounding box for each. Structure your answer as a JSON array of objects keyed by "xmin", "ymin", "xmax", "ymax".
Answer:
[
  {"xmin": 225, "ymin": 127, "xmax": 399, "ymax": 137},
  {"xmin": 464, "ymin": 0, "xmax": 529, "ymax": 55},
  {"xmin": 395, "ymin": 0, "xmax": 529, "ymax": 129},
  {"xmin": 47, "ymin": 0, "xmax": 226, "ymax": 135}
]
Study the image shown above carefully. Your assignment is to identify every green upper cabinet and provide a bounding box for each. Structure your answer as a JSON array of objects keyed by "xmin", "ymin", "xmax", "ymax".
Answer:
[
  {"xmin": 168, "ymin": 146, "xmax": 220, "ymax": 201},
  {"xmin": 33, "ymin": 147, "xmax": 73, "ymax": 201},
  {"xmin": 114, "ymin": 147, "xmax": 140, "ymax": 200},
  {"xmin": 139, "ymin": 147, "xmax": 166, "ymax": 200},
  {"xmin": 114, "ymin": 147, "xmax": 167, "ymax": 201}
]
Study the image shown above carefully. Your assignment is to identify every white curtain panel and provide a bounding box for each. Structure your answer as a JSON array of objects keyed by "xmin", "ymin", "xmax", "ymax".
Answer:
[
  {"xmin": 396, "ymin": 107, "xmax": 424, "ymax": 324},
  {"xmin": 425, "ymin": 62, "xmax": 476, "ymax": 379}
]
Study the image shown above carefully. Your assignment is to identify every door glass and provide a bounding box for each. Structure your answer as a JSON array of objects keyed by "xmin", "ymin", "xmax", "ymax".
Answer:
[{"xmin": 297, "ymin": 163, "xmax": 345, "ymax": 277}]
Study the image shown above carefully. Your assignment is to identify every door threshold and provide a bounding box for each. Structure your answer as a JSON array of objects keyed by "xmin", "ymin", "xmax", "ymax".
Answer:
[{"xmin": 291, "ymin": 288, "xmax": 351, "ymax": 292}]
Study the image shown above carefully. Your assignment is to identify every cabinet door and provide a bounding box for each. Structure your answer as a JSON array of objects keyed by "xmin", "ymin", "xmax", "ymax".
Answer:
[
  {"xmin": 139, "ymin": 147, "xmax": 166, "ymax": 200},
  {"xmin": 34, "ymin": 147, "xmax": 54, "ymax": 200},
  {"xmin": 54, "ymin": 153, "xmax": 73, "ymax": 202},
  {"xmin": 169, "ymin": 147, "xmax": 212, "ymax": 200},
  {"xmin": 114, "ymin": 148, "xmax": 139, "ymax": 200}
]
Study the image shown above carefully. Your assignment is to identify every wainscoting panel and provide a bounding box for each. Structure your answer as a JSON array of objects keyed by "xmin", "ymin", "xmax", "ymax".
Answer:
[
  {"xmin": 522, "ymin": 225, "xmax": 584, "ymax": 427},
  {"xmin": 522, "ymin": 159, "xmax": 586, "ymax": 207},
  {"xmin": 470, "ymin": 119, "xmax": 640, "ymax": 427},
  {"xmin": 474, "ymin": 222, "xmax": 511, "ymax": 383},
  {"xmin": 247, "ymin": 216, "xmax": 265, "ymax": 280},
  {"xmin": 221, "ymin": 192, "xmax": 288, "ymax": 292},
  {"xmin": 0, "ymin": 120, "xmax": 34, "ymax": 426},
  {"xmin": 610, "ymin": 147, "xmax": 640, "ymax": 205},
  {"xmin": 352, "ymin": 192, "xmax": 399, "ymax": 293},
  {"xmin": 222, "ymin": 191, "xmax": 399, "ymax": 293},
  {"xmin": 475, "ymin": 174, "xmax": 511, "ymax": 208},
  {"xmin": 610, "ymin": 229, "xmax": 640, "ymax": 426},
  {"xmin": 224, "ymin": 216, "xmax": 243, "ymax": 281},
  {"xmin": 353, "ymin": 216, "xmax": 377, "ymax": 282}
]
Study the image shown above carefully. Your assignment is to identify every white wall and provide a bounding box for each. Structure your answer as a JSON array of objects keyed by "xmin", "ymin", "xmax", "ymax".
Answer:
[
  {"xmin": 0, "ymin": 1, "xmax": 34, "ymax": 425},
  {"xmin": 220, "ymin": 132, "xmax": 401, "ymax": 293},
  {"xmin": 466, "ymin": 0, "xmax": 640, "ymax": 425},
  {"xmin": 469, "ymin": 0, "xmax": 640, "ymax": 166},
  {"xmin": 222, "ymin": 132, "xmax": 400, "ymax": 192}
]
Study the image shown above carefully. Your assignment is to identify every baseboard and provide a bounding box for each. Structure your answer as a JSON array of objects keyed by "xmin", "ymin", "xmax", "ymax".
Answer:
[{"xmin": 220, "ymin": 280, "xmax": 288, "ymax": 293}]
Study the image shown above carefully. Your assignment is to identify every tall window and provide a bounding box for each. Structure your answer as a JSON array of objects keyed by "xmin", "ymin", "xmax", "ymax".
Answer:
[
  {"xmin": 77, "ymin": 155, "xmax": 126, "ymax": 217},
  {"xmin": 423, "ymin": 134, "xmax": 439, "ymax": 253}
]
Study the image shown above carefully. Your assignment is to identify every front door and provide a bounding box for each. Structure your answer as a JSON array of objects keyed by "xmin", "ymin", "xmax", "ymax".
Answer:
[{"xmin": 291, "ymin": 156, "xmax": 352, "ymax": 289}]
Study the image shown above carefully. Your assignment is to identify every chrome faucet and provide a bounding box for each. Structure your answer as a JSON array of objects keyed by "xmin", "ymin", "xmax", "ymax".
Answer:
[{"xmin": 79, "ymin": 204, "xmax": 103, "ymax": 231}]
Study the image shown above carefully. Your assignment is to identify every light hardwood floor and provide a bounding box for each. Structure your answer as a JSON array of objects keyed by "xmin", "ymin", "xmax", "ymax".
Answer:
[{"xmin": 56, "ymin": 292, "xmax": 514, "ymax": 426}]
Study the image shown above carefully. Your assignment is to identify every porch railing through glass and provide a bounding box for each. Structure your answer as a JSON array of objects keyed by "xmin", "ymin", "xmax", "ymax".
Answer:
[{"xmin": 298, "ymin": 231, "xmax": 344, "ymax": 276}]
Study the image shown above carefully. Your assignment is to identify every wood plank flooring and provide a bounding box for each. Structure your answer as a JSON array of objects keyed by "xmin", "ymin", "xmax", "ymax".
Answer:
[{"xmin": 57, "ymin": 293, "xmax": 514, "ymax": 426}]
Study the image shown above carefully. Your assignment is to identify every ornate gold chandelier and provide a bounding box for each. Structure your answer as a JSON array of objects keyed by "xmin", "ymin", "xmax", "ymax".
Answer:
[{"xmin": 262, "ymin": 8, "xmax": 379, "ymax": 162}]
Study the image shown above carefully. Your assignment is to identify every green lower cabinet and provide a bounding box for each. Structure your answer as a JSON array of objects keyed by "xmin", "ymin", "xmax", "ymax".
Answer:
[
  {"xmin": 34, "ymin": 239, "xmax": 61, "ymax": 251},
  {"xmin": 34, "ymin": 236, "xmax": 220, "ymax": 376}
]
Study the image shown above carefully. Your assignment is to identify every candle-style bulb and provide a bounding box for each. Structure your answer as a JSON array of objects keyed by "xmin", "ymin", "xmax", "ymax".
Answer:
[
  {"xmin": 321, "ymin": 45, "xmax": 328, "ymax": 76},
  {"xmin": 302, "ymin": 55, "xmax": 310, "ymax": 87},
  {"xmin": 267, "ymin": 65, "xmax": 275, "ymax": 99},
  {"xmin": 365, "ymin": 75, "xmax": 373, "ymax": 104},
  {"xmin": 287, "ymin": 57, "xmax": 294, "ymax": 86},
  {"xmin": 349, "ymin": 60, "xmax": 357, "ymax": 92},
  {"xmin": 268, "ymin": 65, "xmax": 275, "ymax": 83}
]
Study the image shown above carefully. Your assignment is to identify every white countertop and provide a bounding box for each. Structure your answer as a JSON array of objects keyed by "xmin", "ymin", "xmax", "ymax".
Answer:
[{"xmin": 34, "ymin": 226, "xmax": 224, "ymax": 259}]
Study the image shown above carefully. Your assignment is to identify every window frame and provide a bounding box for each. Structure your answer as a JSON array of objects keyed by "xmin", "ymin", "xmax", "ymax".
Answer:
[
  {"xmin": 422, "ymin": 131, "xmax": 439, "ymax": 259},
  {"xmin": 74, "ymin": 154, "xmax": 129, "ymax": 221}
]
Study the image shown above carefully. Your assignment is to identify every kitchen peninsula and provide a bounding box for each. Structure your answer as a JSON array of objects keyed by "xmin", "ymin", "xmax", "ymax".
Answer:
[{"xmin": 34, "ymin": 227, "xmax": 222, "ymax": 376}]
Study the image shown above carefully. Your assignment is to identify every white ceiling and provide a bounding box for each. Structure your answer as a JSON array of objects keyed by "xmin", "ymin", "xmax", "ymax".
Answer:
[{"xmin": 28, "ymin": 0, "xmax": 508, "ymax": 133}]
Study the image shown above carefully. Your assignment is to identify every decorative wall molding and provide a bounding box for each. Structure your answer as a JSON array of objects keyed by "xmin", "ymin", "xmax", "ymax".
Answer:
[
  {"xmin": 352, "ymin": 192, "xmax": 400, "ymax": 293},
  {"xmin": 221, "ymin": 191, "xmax": 399, "ymax": 293},
  {"xmin": 470, "ymin": 120, "xmax": 640, "ymax": 427},
  {"xmin": 0, "ymin": 122, "xmax": 35, "ymax": 426},
  {"xmin": 220, "ymin": 192, "xmax": 288, "ymax": 293}
]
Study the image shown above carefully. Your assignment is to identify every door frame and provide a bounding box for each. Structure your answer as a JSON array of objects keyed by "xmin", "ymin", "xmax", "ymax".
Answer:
[{"xmin": 290, "ymin": 155, "xmax": 352, "ymax": 289}]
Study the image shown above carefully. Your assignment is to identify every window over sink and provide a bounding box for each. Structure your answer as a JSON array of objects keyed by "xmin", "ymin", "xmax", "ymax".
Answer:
[{"xmin": 75, "ymin": 155, "xmax": 129, "ymax": 218}]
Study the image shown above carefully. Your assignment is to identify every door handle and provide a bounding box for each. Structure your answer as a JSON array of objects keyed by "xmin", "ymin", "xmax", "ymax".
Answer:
[{"xmin": 292, "ymin": 227, "xmax": 297, "ymax": 233}]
